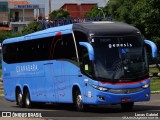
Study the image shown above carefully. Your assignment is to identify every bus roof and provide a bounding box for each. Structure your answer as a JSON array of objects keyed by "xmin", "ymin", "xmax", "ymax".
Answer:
[
  {"xmin": 73, "ymin": 21, "xmax": 140, "ymax": 36},
  {"xmin": 26, "ymin": 24, "xmax": 73, "ymax": 38},
  {"xmin": 3, "ymin": 21, "xmax": 140, "ymax": 44},
  {"xmin": 3, "ymin": 36, "xmax": 24, "ymax": 44},
  {"xmin": 3, "ymin": 24, "xmax": 73, "ymax": 44}
]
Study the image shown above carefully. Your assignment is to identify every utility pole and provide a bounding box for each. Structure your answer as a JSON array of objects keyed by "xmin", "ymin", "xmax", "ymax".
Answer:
[
  {"xmin": 98, "ymin": 7, "xmax": 105, "ymax": 19},
  {"xmin": 49, "ymin": 0, "xmax": 51, "ymax": 14}
]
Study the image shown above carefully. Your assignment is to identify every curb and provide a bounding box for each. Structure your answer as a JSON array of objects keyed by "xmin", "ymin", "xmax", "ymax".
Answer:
[{"xmin": 151, "ymin": 91, "xmax": 160, "ymax": 94}]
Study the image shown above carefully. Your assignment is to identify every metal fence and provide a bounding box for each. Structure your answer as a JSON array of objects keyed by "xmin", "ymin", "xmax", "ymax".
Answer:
[{"xmin": 38, "ymin": 17, "xmax": 104, "ymax": 30}]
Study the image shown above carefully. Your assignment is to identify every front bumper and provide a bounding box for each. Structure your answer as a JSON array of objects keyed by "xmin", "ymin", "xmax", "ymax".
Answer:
[{"xmin": 86, "ymin": 87, "xmax": 150, "ymax": 105}]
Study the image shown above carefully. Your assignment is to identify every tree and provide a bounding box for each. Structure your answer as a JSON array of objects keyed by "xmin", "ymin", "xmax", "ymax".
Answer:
[
  {"xmin": 85, "ymin": 5, "xmax": 108, "ymax": 20},
  {"xmin": 108, "ymin": 0, "xmax": 137, "ymax": 23},
  {"xmin": 21, "ymin": 21, "xmax": 42, "ymax": 35},
  {"xmin": 0, "ymin": 30, "xmax": 22, "ymax": 43},
  {"xmin": 85, "ymin": 5, "xmax": 101, "ymax": 17},
  {"xmin": 108, "ymin": 0, "xmax": 160, "ymax": 42},
  {"xmin": 49, "ymin": 9, "xmax": 70, "ymax": 19}
]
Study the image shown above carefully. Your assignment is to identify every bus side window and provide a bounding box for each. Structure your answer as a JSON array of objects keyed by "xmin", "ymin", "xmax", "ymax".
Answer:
[
  {"xmin": 53, "ymin": 33, "xmax": 78, "ymax": 64},
  {"xmin": 3, "ymin": 43, "xmax": 18, "ymax": 63}
]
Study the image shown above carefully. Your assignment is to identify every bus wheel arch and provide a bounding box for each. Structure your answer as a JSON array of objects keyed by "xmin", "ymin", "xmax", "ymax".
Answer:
[
  {"xmin": 72, "ymin": 85, "xmax": 86, "ymax": 112},
  {"xmin": 15, "ymin": 86, "xmax": 24, "ymax": 108},
  {"xmin": 23, "ymin": 86, "xmax": 32, "ymax": 108}
]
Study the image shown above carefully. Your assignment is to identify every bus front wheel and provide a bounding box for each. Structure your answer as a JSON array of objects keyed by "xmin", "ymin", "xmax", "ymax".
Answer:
[
  {"xmin": 121, "ymin": 102, "xmax": 134, "ymax": 111},
  {"xmin": 75, "ymin": 90, "xmax": 87, "ymax": 112}
]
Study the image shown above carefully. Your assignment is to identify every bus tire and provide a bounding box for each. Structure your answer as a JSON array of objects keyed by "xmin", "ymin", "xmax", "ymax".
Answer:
[
  {"xmin": 75, "ymin": 90, "xmax": 86, "ymax": 112},
  {"xmin": 16, "ymin": 89, "xmax": 24, "ymax": 108},
  {"xmin": 121, "ymin": 102, "xmax": 134, "ymax": 111},
  {"xmin": 24, "ymin": 89, "xmax": 32, "ymax": 108}
]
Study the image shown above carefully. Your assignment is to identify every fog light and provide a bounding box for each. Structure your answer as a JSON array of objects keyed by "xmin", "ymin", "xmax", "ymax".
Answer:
[
  {"xmin": 145, "ymin": 93, "xmax": 149, "ymax": 97},
  {"xmin": 98, "ymin": 96, "xmax": 105, "ymax": 101}
]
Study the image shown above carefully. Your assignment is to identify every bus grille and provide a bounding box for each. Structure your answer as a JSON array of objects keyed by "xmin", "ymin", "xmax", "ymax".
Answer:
[{"xmin": 108, "ymin": 87, "xmax": 144, "ymax": 94}]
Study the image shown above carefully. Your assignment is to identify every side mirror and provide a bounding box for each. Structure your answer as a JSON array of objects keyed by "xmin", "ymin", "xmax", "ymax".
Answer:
[
  {"xmin": 79, "ymin": 42, "xmax": 95, "ymax": 61},
  {"xmin": 144, "ymin": 40, "xmax": 157, "ymax": 58}
]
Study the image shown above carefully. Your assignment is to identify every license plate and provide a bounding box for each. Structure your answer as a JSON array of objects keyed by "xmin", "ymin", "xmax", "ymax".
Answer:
[{"xmin": 121, "ymin": 98, "xmax": 131, "ymax": 102}]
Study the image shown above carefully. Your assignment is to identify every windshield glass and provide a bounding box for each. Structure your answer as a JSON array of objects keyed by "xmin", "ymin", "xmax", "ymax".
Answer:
[{"xmin": 92, "ymin": 36, "xmax": 148, "ymax": 82}]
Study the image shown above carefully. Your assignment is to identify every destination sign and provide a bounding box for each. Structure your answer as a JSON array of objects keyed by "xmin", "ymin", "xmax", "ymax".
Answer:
[{"xmin": 14, "ymin": 5, "xmax": 39, "ymax": 9}]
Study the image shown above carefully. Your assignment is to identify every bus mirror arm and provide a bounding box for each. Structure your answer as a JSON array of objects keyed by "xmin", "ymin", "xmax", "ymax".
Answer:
[
  {"xmin": 144, "ymin": 40, "xmax": 158, "ymax": 58},
  {"xmin": 79, "ymin": 42, "xmax": 95, "ymax": 61}
]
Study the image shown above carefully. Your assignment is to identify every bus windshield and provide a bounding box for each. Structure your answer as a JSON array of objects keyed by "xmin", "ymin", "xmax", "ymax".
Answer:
[{"xmin": 92, "ymin": 36, "xmax": 148, "ymax": 82}]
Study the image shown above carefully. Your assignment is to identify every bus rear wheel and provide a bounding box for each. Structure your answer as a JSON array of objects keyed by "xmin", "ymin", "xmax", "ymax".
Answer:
[
  {"xmin": 16, "ymin": 89, "xmax": 24, "ymax": 108},
  {"xmin": 121, "ymin": 102, "xmax": 134, "ymax": 111},
  {"xmin": 24, "ymin": 89, "xmax": 32, "ymax": 108}
]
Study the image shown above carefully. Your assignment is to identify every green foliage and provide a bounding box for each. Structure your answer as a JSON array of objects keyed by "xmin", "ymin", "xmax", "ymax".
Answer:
[
  {"xmin": 108, "ymin": 0, "xmax": 160, "ymax": 43},
  {"xmin": 0, "ymin": 21, "xmax": 42, "ymax": 43},
  {"xmin": 150, "ymin": 77, "xmax": 160, "ymax": 91},
  {"xmin": 85, "ymin": 5, "xmax": 108, "ymax": 20},
  {"xmin": 85, "ymin": 5, "xmax": 101, "ymax": 17},
  {"xmin": 0, "ymin": 30, "xmax": 22, "ymax": 43},
  {"xmin": 49, "ymin": 9, "xmax": 70, "ymax": 19},
  {"xmin": 0, "ymin": 90, "xmax": 4, "ymax": 95},
  {"xmin": 21, "ymin": 21, "xmax": 42, "ymax": 35}
]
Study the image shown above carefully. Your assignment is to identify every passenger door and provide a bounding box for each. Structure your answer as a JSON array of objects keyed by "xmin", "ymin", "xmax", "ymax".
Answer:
[
  {"xmin": 54, "ymin": 61, "xmax": 66, "ymax": 102},
  {"xmin": 44, "ymin": 62, "xmax": 56, "ymax": 102}
]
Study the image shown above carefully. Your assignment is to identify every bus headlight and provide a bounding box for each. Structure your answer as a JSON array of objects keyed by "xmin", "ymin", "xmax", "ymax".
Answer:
[
  {"xmin": 142, "ymin": 83, "xmax": 150, "ymax": 88},
  {"xmin": 89, "ymin": 83, "xmax": 108, "ymax": 91},
  {"xmin": 98, "ymin": 87, "xmax": 108, "ymax": 91}
]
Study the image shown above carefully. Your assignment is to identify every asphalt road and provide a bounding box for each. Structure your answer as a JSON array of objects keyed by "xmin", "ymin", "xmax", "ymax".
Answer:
[{"xmin": 0, "ymin": 94, "xmax": 160, "ymax": 120}]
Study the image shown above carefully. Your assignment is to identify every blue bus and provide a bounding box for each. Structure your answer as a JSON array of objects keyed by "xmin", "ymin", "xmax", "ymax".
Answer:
[{"xmin": 2, "ymin": 21, "xmax": 157, "ymax": 111}]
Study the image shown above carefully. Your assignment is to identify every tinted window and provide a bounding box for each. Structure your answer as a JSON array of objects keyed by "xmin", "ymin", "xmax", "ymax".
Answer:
[
  {"xmin": 2, "ymin": 33, "xmax": 77, "ymax": 64},
  {"xmin": 92, "ymin": 36, "xmax": 148, "ymax": 82}
]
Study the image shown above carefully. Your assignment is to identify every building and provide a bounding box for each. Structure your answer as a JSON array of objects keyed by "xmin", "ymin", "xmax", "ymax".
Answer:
[
  {"xmin": 28, "ymin": 0, "xmax": 109, "ymax": 16},
  {"xmin": 0, "ymin": 0, "xmax": 109, "ymax": 31},
  {"xmin": 8, "ymin": 0, "xmax": 45, "ymax": 31},
  {"xmin": 0, "ymin": 1, "xmax": 10, "ymax": 30},
  {"xmin": 0, "ymin": 1, "xmax": 8, "ymax": 23},
  {"xmin": 61, "ymin": 3, "xmax": 96, "ymax": 18},
  {"xmin": 0, "ymin": 0, "xmax": 45, "ymax": 31}
]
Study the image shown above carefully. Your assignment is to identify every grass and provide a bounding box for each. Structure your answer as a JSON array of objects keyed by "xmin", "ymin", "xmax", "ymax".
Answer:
[
  {"xmin": 150, "ymin": 77, "xmax": 160, "ymax": 91},
  {"xmin": 149, "ymin": 66, "xmax": 160, "ymax": 92},
  {"xmin": 0, "ymin": 90, "xmax": 4, "ymax": 95},
  {"xmin": 149, "ymin": 66, "xmax": 159, "ymax": 73}
]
